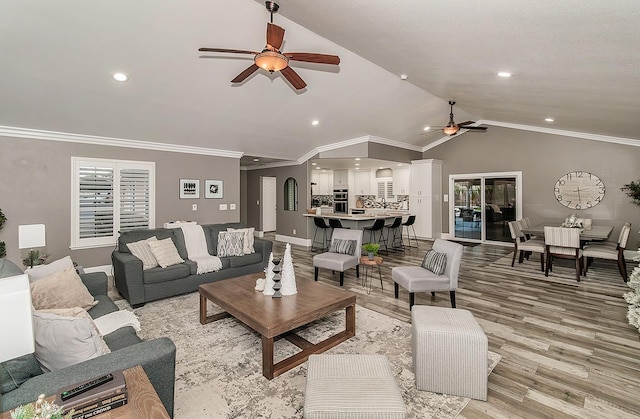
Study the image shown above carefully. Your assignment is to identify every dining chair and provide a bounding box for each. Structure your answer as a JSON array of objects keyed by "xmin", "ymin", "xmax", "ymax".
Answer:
[
  {"xmin": 582, "ymin": 223, "xmax": 631, "ymax": 281},
  {"xmin": 507, "ymin": 221, "xmax": 545, "ymax": 271},
  {"xmin": 544, "ymin": 226, "xmax": 583, "ymax": 282}
]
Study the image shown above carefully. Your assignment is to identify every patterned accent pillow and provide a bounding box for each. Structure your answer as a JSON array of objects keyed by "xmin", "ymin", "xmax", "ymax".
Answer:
[
  {"xmin": 227, "ymin": 227, "xmax": 256, "ymax": 254},
  {"xmin": 126, "ymin": 236, "xmax": 159, "ymax": 270},
  {"xmin": 217, "ymin": 231, "xmax": 245, "ymax": 257},
  {"xmin": 421, "ymin": 249, "xmax": 447, "ymax": 275},
  {"xmin": 148, "ymin": 238, "xmax": 184, "ymax": 268},
  {"xmin": 329, "ymin": 238, "xmax": 357, "ymax": 256}
]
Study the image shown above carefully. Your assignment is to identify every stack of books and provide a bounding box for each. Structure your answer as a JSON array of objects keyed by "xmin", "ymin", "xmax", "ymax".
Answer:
[{"xmin": 55, "ymin": 370, "xmax": 128, "ymax": 419}]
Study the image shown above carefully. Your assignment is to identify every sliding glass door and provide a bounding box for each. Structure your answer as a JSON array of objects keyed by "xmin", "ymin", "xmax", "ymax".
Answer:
[{"xmin": 450, "ymin": 172, "xmax": 521, "ymax": 244}]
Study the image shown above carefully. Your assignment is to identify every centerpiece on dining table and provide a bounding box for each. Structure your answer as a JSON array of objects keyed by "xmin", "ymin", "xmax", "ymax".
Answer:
[{"xmin": 561, "ymin": 213, "xmax": 584, "ymax": 228}]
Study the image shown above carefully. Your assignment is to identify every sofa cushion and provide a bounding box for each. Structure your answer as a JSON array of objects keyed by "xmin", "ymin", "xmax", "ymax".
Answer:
[
  {"xmin": 143, "ymin": 263, "xmax": 191, "ymax": 285},
  {"xmin": 25, "ymin": 256, "xmax": 74, "ymax": 281},
  {"xmin": 0, "ymin": 354, "xmax": 43, "ymax": 394},
  {"xmin": 33, "ymin": 308, "xmax": 111, "ymax": 372},
  {"xmin": 0, "ymin": 258, "xmax": 23, "ymax": 278},
  {"xmin": 103, "ymin": 326, "xmax": 143, "ymax": 351},
  {"xmin": 87, "ymin": 294, "xmax": 120, "ymax": 320},
  {"xmin": 148, "ymin": 238, "xmax": 184, "ymax": 268},
  {"xmin": 229, "ymin": 252, "xmax": 264, "ymax": 269},
  {"xmin": 30, "ymin": 267, "xmax": 98, "ymax": 311},
  {"xmin": 126, "ymin": 236, "xmax": 159, "ymax": 270}
]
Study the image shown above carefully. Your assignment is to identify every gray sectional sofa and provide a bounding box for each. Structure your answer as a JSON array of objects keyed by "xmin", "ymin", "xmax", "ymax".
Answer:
[
  {"xmin": 111, "ymin": 223, "xmax": 273, "ymax": 307},
  {"xmin": 0, "ymin": 259, "xmax": 176, "ymax": 416}
]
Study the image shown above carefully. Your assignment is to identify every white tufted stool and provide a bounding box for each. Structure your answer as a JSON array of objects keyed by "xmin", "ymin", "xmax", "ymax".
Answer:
[
  {"xmin": 411, "ymin": 305, "xmax": 488, "ymax": 401},
  {"xmin": 304, "ymin": 354, "xmax": 406, "ymax": 418}
]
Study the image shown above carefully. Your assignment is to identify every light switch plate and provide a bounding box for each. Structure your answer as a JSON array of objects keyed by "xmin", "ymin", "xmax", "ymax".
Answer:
[
  {"xmin": 219, "ymin": 204, "xmax": 228, "ymax": 211},
  {"xmin": 443, "ymin": 194, "xmax": 449, "ymax": 202},
  {"xmin": 230, "ymin": 203, "xmax": 237, "ymax": 210},
  {"xmin": 192, "ymin": 204, "xmax": 197, "ymax": 211}
]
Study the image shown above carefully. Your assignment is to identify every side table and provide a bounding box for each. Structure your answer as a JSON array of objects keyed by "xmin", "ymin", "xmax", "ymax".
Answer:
[
  {"xmin": 0, "ymin": 366, "xmax": 169, "ymax": 419},
  {"xmin": 360, "ymin": 256, "xmax": 383, "ymax": 294}
]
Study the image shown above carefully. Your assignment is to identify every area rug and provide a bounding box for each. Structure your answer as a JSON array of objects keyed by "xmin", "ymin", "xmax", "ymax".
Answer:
[{"xmin": 117, "ymin": 292, "xmax": 500, "ymax": 418}]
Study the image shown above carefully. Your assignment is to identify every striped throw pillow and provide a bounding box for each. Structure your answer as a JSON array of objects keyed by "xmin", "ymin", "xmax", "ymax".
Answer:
[
  {"xmin": 126, "ymin": 236, "xmax": 159, "ymax": 270},
  {"xmin": 148, "ymin": 238, "xmax": 184, "ymax": 268},
  {"xmin": 329, "ymin": 239, "xmax": 357, "ymax": 256},
  {"xmin": 421, "ymin": 249, "xmax": 447, "ymax": 275}
]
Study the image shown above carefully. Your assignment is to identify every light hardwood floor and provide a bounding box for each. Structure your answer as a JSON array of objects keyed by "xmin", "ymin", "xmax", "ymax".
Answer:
[{"xmin": 269, "ymin": 234, "xmax": 640, "ymax": 418}]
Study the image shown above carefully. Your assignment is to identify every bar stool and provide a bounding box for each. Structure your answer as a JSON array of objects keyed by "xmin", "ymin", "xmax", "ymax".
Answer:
[
  {"xmin": 402, "ymin": 215, "xmax": 418, "ymax": 248},
  {"xmin": 311, "ymin": 217, "xmax": 331, "ymax": 252},
  {"xmin": 363, "ymin": 218, "xmax": 387, "ymax": 254},
  {"xmin": 384, "ymin": 217, "xmax": 404, "ymax": 252},
  {"xmin": 328, "ymin": 218, "xmax": 349, "ymax": 241}
]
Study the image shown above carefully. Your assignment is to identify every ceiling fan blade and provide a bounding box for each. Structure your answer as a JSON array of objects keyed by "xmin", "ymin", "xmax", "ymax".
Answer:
[
  {"xmin": 267, "ymin": 23, "xmax": 285, "ymax": 50},
  {"xmin": 231, "ymin": 64, "xmax": 260, "ymax": 83},
  {"xmin": 463, "ymin": 126, "xmax": 488, "ymax": 131},
  {"xmin": 285, "ymin": 52, "xmax": 340, "ymax": 65},
  {"xmin": 457, "ymin": 121, "xmax": 475, "ymax": 126},
  {"xmin": 199, "ymin": 48, "xmax": 258, "ymax": 55},
  {"xmin": 280, "ymin": 66, "xmax": 307, "ymax": 90}
]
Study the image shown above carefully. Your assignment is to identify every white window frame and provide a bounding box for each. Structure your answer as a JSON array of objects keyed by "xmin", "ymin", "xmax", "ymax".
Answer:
[{"xmin": 71, "ymin": 157, "xmax": 155, "ymax": 250}]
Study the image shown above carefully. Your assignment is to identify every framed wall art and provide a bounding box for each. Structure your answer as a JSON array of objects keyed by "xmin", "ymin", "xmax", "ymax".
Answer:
[
  {"xmin": 179, "ymin": 179, "xmax": 200, "ymax": 199},
  {"xmin": 205, "ymin": 180, "xmax": 223, "ymax": 199}
]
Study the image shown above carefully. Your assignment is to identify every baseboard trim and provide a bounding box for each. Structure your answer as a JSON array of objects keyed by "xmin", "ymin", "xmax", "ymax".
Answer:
[{"xmin": 275, "ymin": 234, "xmax": 311, "ymax": 247}]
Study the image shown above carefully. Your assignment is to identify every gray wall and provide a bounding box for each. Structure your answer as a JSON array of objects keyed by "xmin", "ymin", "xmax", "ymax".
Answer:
[
  {"xmin": 423, "ymin": 127, "xmax": 640, "ymax": 249},
  {"xmin": 245, "ymin": 163, "xmax": 310, "ymax": 239},
  {"xmin": 0, "ymin": 137, "xmax": 241, "ymax": 267}
]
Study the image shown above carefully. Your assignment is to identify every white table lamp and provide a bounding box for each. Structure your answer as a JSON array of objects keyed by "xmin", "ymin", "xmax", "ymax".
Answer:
[
  {"xmin": 18, "ymin": 224, "xmax": 46, "ymax": 268},
  {"xmin": 0, "ymin": 273, "xmax": 35, "ymax": 363}
]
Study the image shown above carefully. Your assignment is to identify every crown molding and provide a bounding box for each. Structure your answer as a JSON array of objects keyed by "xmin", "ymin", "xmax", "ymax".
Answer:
[
  {"xmin": 480, "ymin": 120, "xmax": 640, "ymax": 147},
  {"xmin": 0, "ymin": 125, "xmax": 244, "ymax": 158}
]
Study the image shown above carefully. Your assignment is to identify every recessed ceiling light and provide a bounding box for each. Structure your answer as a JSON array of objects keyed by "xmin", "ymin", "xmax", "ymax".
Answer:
[
  {"xmin": 497, "ymin": 72, "xmax": 512, "ymax": 78},
  {"xmin": 355, "ymin": 167, "xmax": 360, "ymax": 170},
  {"xmin": 315, "ymin": 167, "xmax": 320, "ymax": 170},
  {"xmin": 311, "ymin": 120, "xmax": 319, "ymax": 126},
  {"xmin": 379, "ymin": 167, "xmax": 384, "ymax": 170},
  {"xmin": 400, "ymin": 74, "xmax": 408, "ymax": 80},
  {"xmin": 423, "ymin": 126, "xmax": 430, "ymax": 131},
  {"xmin": 355, "ymin": 163, "xmax": 360, "ymax": 166},
  {"xmin": 355, "ymin": 158, "xmax": 361, "ymax": 161},
  {"xmin": 545, "ymin": 117, "xmax": 554, "ymax": 122},
  {"xmin": 113, "ymin": 73, "xmax": 128, "ymax": 82},
  {"xmin": 311, "ymin": 162, "xmax": 317, "ymax": 166},
  {"xmin": 397, "ymin": 163, "xmax": 403, "ymax": 166},
  {"xmin": 253, "ymin": 158, "xmax": 260, "ymax": 162}
]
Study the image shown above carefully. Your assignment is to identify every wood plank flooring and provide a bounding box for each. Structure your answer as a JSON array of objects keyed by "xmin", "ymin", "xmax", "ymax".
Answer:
[{"xmin": 269, "ymin": 235, "xmax": 640, "ymax": 418}]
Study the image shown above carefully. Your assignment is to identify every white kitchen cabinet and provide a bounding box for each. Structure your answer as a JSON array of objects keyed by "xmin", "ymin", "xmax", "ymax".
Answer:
[
  {"xmin": 311, "ymin": 171, "xmax": 333, "ymax": 195},
  {"xmin": 393, "ymin": 167, "xmax": 410, "ymax": 195},
  {"xmin": 409, "ymin": 159, "xmax": 443, "ymax": 239},
  {"xmin": 354, "ymin": 170, "xmax": 374, "ymax": 195},
  {"xmin": 333, "ymin": 170, "xmax": 349, "ymax": 188}
]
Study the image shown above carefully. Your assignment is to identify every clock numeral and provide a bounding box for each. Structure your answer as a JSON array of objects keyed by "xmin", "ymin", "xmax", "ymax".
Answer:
[
  {"xmin": 595, "ymin": 180, "xmax": 603, "ymax": 186},
  {"xmin": 558, "ymin": 180, "xmax": 566, "ymax": 186},
  {"xmin": 575, "ymin": 203, "xmax": 581, "ymax": 210},
  {"xmin": 595, "ymin": 196, "xmax": 602, "ymax": 203},
  {"xmin": 556, "ymin": 195, "xmax": 562, "ymax": 201},
  {"xmin": 576, "ymin": 171, "xmax": 584, "ymax": 178},
  {"xmin": 585, "ymin": 201, "xmax": 592, "ymax": 208},
  {"xmin": 554, "ymin": 187, "xmax": 560, "ymax": 193},
  {"xmin": 598, "ymin": 187, "xmax": 605, "ymax": 194}
]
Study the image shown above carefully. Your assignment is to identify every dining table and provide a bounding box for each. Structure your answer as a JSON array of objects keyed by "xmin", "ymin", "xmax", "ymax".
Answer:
[{"xmin": 521, "ymin": 223, "xmax": 614, "ymax": 242}]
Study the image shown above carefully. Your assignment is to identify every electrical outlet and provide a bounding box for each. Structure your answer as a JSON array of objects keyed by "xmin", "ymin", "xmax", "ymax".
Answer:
[
  {"xmin": 293, "ymin": 229, "xmax": 296, "ymax": 235},
  {"xmin": 192, "ymin": 204, "xmax": 197, "ymax": 211},
  {"xmin": 219, "ymin": 204, "xmax": 228, "ymax": 211},
  {"xmin": 230, "ymin": 203, "xmax": 237, "ymax": 210},
  {"xmin": 443, "ymin": 194, "xmax": 449, "ymax": 203}
]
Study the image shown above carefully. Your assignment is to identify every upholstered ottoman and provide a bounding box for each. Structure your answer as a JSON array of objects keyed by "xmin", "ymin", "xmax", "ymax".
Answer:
[
  {"xmin": 411, "ymin": 306, "xmax": 488, "ymax": 401},
  {"xmin": 304, "ymin": 354, "xmax": 407, "ymax": 419}
]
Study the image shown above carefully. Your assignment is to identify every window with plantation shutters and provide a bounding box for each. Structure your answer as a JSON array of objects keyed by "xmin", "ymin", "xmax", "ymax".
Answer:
[{"xmin": 71, "ymin": 158, "xmax": 155, "ymax": 249}]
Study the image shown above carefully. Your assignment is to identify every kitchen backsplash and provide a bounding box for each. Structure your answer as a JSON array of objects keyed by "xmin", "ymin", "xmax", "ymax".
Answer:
[
  {"xmin": 355, "ymin": 195, "xmax": 409, "ymax": 210},
  {"xmin": 312, "ymin": 195, "xmax": 333, "ymax": 206}
]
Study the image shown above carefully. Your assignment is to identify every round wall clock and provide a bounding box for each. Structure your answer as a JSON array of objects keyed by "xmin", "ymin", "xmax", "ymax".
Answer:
[{"xmin": 553, "ymin": 171, "xmax": 605, "ymax": 210}]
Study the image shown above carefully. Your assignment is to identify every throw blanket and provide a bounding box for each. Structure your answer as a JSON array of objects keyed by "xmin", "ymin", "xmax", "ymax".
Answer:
[
  {"xmin": 94, "ymin": 310, "xmax": 141, "ymax": 335},
  {"xmin": 180, "ymin": 224, "xmax": 222, "ymax": 274}
]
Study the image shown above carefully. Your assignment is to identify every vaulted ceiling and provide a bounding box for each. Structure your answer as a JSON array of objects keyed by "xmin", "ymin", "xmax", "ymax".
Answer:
[{"xmin": 2, "ymin": 0, "xmax": 638, "ymax": 165}]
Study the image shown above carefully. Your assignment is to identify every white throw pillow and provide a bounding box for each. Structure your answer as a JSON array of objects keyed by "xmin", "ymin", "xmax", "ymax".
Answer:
[
  {"xmin": 148, "ymin": 238, "xmax": 184, "ymax": 268},
  {"xmin": 25, "ymin": 256, "xmax": 74, "ymax": 282},
  {"xmin": 33, "ymin": 307, "xmax": 110, "ymax": 372},
  {"xmin": 30, "ymin": 266, "xmax": 98, "ymax": 311},
  {"xmin": 227, "ymin": 227, "xmax": 255, "ymax": 254},
  {"xmin": 217, "ymin": 231, "xmax": 245, "ymax": 257},
  {"xmin": 126, "ymin": 236, "xmax": 159, "ymax": 270}
]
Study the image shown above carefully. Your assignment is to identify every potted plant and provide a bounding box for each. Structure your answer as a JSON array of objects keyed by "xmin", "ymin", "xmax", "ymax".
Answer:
[
  {"xmin": 0, "ymin": 208, "xmax": 6, "ymax": 258},
  {"xmin": 621, "ymin": 180, "xmax": 640, "ymax": 206},
  {"xmin": 362, "ymin": 243, "xmax": 380, "ymax": 260}
]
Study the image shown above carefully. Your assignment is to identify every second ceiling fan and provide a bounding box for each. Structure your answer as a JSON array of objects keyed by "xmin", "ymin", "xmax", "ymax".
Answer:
[
  {"xmin": 424, "ymin": 101, "xmax": 488, "ymax": 136},
  {"xmin": 198, "ymin": 1, "xmax": 340, "ymax": 90}
]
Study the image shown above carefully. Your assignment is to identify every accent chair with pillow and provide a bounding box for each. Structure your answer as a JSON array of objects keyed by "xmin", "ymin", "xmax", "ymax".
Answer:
[
  {"xmin": 0, "ymin": 258, "xmax": 177, "ymax": 417},
  {"xmin": 313, "ymin": 228, "xmax": 363, "ymax": 287},
  {"xmin": 391, "ymin": 239, "xmax": 463, "ymax": 308}
]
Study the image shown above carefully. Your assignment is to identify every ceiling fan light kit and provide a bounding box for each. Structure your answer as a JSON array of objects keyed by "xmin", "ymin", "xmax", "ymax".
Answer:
[{"xmin": 198, "ymin": 1, "xmax": 340, "ymax": 90}]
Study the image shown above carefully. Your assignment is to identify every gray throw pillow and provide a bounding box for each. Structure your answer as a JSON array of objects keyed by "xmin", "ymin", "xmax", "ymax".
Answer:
[
  {"xmin": 421, "ymin": 249, "xmax": 447, "ymax": 275},
  {"xmin": 330, "ymin": 239, "xmax": 357, "ymax": 256}
]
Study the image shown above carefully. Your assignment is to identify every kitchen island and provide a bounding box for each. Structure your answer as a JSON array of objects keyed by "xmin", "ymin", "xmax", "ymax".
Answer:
[{"xmin": 304, "ymin": 212, "xmax": 410, "ymax": 230}]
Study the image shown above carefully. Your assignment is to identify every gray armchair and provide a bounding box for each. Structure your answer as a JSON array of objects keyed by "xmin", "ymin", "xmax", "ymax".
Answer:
[{"xmin": 313, "ymin": 228, "xmax": 363, "ymax": 286}]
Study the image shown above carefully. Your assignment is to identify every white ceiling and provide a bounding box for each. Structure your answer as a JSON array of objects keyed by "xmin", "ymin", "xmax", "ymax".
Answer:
[{"xmin": 2, "ymin": 0, "xmax": 639, "ymax": 166}]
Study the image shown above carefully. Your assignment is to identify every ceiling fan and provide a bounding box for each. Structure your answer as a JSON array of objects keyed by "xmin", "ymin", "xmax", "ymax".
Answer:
[
  {"xmin": 423, "ymin": 101, "xmax": 488, "ymax": 136},
  {"xmin": 198, "ymin": 1, "xmax": 340, "ymax": 90}
]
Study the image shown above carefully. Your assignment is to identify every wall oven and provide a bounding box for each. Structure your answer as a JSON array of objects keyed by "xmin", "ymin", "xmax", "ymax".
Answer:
[{"xmin": 333, "ymin": 189, "xmax": 348, "ymax": 213}]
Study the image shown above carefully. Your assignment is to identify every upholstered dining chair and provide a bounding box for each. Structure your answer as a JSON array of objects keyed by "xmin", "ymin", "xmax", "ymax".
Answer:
[
  {"xmin": 508, "ymin": 221, "xmax": 545, "ymax": 271},
  {"xmin": 391, "ymin": 239, "xmax": 463, "ymax": 308},
  {"xmin": 583, "ymin": 223, "xmax": 631, "ymax": 281},
  {"xmin": 313, "ymin": 228, "xmax": 363, "ymax": 287},
  {"xmin": 544, "ymin": 226, "xmax": 583, "ymax": 282}
]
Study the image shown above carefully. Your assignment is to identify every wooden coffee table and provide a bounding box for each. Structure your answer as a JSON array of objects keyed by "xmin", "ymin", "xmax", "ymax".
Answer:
[{"xmin": 199, "ymin": 272, "xmax": 356, "ymax": 379}]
